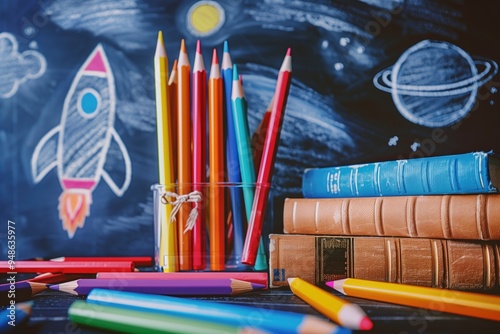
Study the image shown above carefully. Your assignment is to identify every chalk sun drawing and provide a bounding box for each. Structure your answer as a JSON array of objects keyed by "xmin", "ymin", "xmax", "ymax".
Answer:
[
  {"xmin": 0, "ymin": 32, "xmax": 46, "ymax": 99},
  {"xmin": 31, "ymin": 44, "xmax": 131, "ymax": 238},
  {"xmin": 374, "ymin": 40, "xmax": 498, "ymax": 127}
]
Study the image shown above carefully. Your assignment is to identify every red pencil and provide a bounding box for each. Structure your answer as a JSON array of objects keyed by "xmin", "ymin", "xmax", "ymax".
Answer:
[
  {"xmin": 28, "ymin": 272, "xmax": 95, "ymax": 284},
  {"xmin": 0, "ymin": 261, "xmax": 135, "ymax": 273},
  {"xmin": 50, "ymin": 256, "xmax": 152, "ymax": 267},
  {"xmin": 95, "ymin": 271, "xmax": 269, "ymax": 288},
  {"xmin": 242, "ymin": 48, "xmax": 292, "ymax": 265},
  {"xmin": 192, "ymin": 40, "xmax": 207, "ymax": 270}
]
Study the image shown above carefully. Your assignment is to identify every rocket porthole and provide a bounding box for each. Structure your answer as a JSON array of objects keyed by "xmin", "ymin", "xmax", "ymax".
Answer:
[{"xmin": 78, "ymin": 88, "xmax": 101, "ymax": 118}]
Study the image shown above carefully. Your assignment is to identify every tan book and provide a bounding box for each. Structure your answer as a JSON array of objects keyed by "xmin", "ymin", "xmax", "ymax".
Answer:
[
  {"xmin": 269, "ymin": 234, "xmax": 500, "ymax": 290},
  {"xmin": 283, "ymin": 195, "xmax": 500, "ymax": 240}
]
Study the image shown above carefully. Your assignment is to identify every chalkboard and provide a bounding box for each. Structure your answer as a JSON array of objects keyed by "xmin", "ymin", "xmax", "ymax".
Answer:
[{"xmin": 1, "ymin": 0, "xmax": 498, "ymax": 259}]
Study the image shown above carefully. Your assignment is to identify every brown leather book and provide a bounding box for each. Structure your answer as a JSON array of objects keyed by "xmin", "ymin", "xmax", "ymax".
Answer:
[
  {"xmin": 269, "ymin": 234, "xmax": 500, "ymax": 290},
  {"xmin": 283, "ymin": 195, "xmax": 500, "ymax": 240}
]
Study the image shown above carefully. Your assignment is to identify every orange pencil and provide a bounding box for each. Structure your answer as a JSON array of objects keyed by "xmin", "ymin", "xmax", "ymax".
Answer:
[
  {"xmin": 208, "ymin": 48, "xmax": 225, "ymax": 271},
  {"xmin": 176, "ymin": 39, "xmax": 193, "ymax": 270},
  {"xmin": 192, "ymin": 40, "xmax": 207, "ymax": 270},
  {"xmin": 242, "ymin": 48, "xmax": 292, "ymax": 265},
  {"xmin": 168, "ymin": 59, "xmax": 178, "ymax": 178}
]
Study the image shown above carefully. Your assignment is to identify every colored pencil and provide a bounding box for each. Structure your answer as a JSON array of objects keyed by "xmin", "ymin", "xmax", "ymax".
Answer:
[
  {"xmin": 328, "ymin": 278, "xmax": 500, "ymax": 322},
  {"xmin": 176, "ymin": 39, "xmax": 193, "ymax": 270},
  {"xmin": 231, "ymin": 64, "xmax": 256, "ymax": 220},
  {"xmin": 0, "ymin": 301, "xmax": 33, "ymax": 333},
  {"xmin": 28, "ymin": 272, "xmax": 94, "ymax": 284},
  {"xmin": 50, "ymin": 256, "xmax": 152, "ymax": 267},
  {"xmin": 288, "ymin": 277, "xmax": 372, "ymax": 330},
  {"xmin": 0, "ymin": 261, "xmax": 134, "ymax": 273},
  {"xmin": 221, "ymin": 41, "xmax": 246, "ymax": 267},
  {"xmin": 95, "ymin": 271, "xmax": 269, "ymax": 288},
  {"xmin": 0, "ymin": 281, "xmax": 47, "ymax": 304},
  {"xmin": 251, "ymin": 96, "xmax": 274, "ymax": 171},
  {"xmin": 242, "ymin": 48, "xmax": 292, "ymax": 265},
  {"xmin": 50, "ymin": 278, "xmax": 264, "ymax": 296},
  {"xmin": 87, "ymin": 288, "xmax": 350, "ymax": 334},
  {"xmin": 69, "ymin": 300, "xmax": 264, "ymax": 334},
  {"xmin": 208, "ymin": 48, "xmax": 225, "ymax": 271},
  {"xmin": 154, "ymin": 31, "xmax": 178, "ymax": 273},
  {"xmin": 192, "ymin": 40, "xmax": 207, "ymax": 270},
  {"xmin": 168, "ymin": 59, "xmax": 178, "ymax": 176}
]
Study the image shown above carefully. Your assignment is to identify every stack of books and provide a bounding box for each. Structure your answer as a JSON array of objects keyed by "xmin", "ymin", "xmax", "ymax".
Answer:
[{"xmin": 269, "ymin": 151, "xmax": 500, "ymax": 291}]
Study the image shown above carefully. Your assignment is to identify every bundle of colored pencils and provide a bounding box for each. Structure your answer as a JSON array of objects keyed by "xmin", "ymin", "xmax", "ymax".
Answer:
[{"xmin": 154, "ymin": 33, "xmax": 292, "ymax": 272}]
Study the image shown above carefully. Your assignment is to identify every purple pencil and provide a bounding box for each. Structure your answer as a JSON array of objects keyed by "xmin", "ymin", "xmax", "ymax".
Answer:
[{"xmin": 49, "ymin": 278, "xmax": 264, "ymax": 296}]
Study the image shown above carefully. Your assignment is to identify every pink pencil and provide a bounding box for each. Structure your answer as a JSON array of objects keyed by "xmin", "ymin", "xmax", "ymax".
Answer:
[
  {"xmin": 95, "ymin": 271, "xmax": 269, "ymax": 288},
  {"xmin": 192, "ymin": 40, "xmax": 207, "ymax": 270},
  {"xmin": 242, "ymin": 49, "xmax": 292, "ymax": 265}
]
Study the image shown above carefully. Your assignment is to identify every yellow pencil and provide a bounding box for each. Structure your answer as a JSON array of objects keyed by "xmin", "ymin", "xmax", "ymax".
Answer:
[
  {"xmin": 328, "ymin": 278, "xmax": 500, "ymax": 322},
  {"xmin": 154, "ymin": 31, "xmax": 178, "ymax": 273},
  {"xmin": 288, "ymin": 278, "xmax": 372, "ymax": 330}
]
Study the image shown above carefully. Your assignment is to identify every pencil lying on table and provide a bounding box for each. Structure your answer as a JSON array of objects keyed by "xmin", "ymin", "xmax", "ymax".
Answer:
[
  {"xmin": 95, "ymin": 271, "xmax": 269, "ymax": 288},
  {"xmin": 0, "ymin": 301, "xmax": 33, "ymax": 333},
  {"xmin": 0, "ymin": 281, "xmax": 47, "ymax": 304},
  {"xmin": 328, "ymin": 278, "xmax": 500, "ymax": 322},
  {"xmin": 0, "ymin": 261, "xmax": 134, "ymax": 273},
  {"xmin": 288, "ymin": 277, "xmax": 372, "ymax": 330},
  {"xmin": 50, "ymin": 278, "xmax": 264, "ymax": 296},
  {"xmin": 69, "ymin": 300, "xmax": 266, "ymax": 334},
  {"xmin": 86, "ymin": 288, "xmax": 351, "ymax": 334},
  {"xmin": 50, "ymin": 256, "xmax": 152, "ymax": 266}
]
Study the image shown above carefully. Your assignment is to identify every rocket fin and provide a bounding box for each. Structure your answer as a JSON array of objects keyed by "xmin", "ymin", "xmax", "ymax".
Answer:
[
  {"xmin": 102, "ymin": 128, "xmax": 131, "ymax": 197},
  {"xmin": 31, "ymin": 126, "xmax": 61, "ymax": 184}
]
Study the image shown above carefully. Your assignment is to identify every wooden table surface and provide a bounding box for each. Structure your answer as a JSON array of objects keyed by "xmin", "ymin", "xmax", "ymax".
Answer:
[{"xmin": 4, "ymin": 286, "xmax": 500, "ymax": 334}]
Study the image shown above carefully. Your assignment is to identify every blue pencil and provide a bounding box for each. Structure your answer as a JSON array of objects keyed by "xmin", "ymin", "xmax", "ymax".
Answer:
[
  {"xmin": 0, "ymin": 301, "xmax": 33, "ymax": 333},
  {"xmin": 86, "ymin": 289, "xmax": 349, "ymax": 334},
  {"xmin": 221, "ymin": 41, "xmax": 246, "ymax": 267}
]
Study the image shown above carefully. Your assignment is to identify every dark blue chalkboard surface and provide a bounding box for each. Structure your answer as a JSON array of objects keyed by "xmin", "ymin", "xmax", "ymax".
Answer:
[{"xmin": 1, "ymin": 0, "xmax": 498, "ymax": 259}]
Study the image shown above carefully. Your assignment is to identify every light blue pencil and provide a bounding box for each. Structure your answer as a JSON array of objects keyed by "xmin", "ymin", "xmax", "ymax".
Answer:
[
  {"xmin": 222, "ymin": 41, "xmax": 246, "ymax": 267},
  {"xmin": 231, "ymin": 64, "xmax": 256, "ymax": 216},
  {"xmin": 86, "ymin": 289, "xmax": 350, "ymax": 334}
]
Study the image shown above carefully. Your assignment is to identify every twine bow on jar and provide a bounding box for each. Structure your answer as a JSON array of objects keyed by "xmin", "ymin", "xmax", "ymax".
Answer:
[{"xmin": 161, "ymin": 190, "xmax": 202, "ymax": 233}]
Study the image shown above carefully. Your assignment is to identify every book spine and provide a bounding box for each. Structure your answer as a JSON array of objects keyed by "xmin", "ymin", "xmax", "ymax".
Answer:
[
  {"xmin": 269, "ymin": 234, "xmax": 500, "ymax": 290},
  {"xmin": 302, "ymin": 151, "xmax": 495, "ymax": 198},
  {"xmin": 283, "ymin": 195, "xmax": 500, "ymax": 240}
]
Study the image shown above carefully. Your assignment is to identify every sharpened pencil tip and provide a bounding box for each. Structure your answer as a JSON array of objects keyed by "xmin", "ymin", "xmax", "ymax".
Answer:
[
  {"xmin": 223, "ymin": 40, "xmax": 229, "ymax": 53},
  {"xmin": 196, "ymin": 40, "xmax": 201, "ymax": 53},
  {"xmin": 180, "ymin": 39, "xmax": 187, "ymax": 53},
  {"xmin": 251, "ymin": 283, "xmax": 266, "ymax": 290},
  {"xmin": 155, "ymin": 32, "xmax": 166, "ymax": 57},
  {"xmin": 232, "ymin": 64, "xmax": 239, "ymax": 80},
  {"xmin": 325, "ymin": 281, "xmax": 334, "ymax": 288},
  {"xmin": 286, "ymin": 47, "xmax": 291, "ymax": 56},
  {"xmin": 212, "ymin": 49, "xmax": 218, "ymax": 64}
]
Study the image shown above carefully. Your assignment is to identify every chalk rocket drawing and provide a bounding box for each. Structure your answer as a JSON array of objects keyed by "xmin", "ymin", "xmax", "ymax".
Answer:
[{"xmin": 31, "ymin": 44, "xmax": 131, "ymax": 238}]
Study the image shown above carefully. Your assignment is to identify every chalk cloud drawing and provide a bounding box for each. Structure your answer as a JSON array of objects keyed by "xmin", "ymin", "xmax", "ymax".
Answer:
[
  {"xmin": 31, "ymin": 44, "xmax": 131, "ymax": 238},
  {"xmin": 0, "ymin": 32, "xmax": 46, "ymax": 99},
  {"xmin": 374, "ymin": 40, "xmax": 498, "ymax": 127}
]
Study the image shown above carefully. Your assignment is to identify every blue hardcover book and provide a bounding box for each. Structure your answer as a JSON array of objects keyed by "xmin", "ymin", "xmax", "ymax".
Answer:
[{"xmin": 302, "ymin": 151, "xmax": 500, "ymax": 198}]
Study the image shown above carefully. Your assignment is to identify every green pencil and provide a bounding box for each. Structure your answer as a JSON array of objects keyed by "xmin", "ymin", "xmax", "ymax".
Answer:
[{"xmin": 68, "ymin": 300, "xmax": 264, "ymax": 334}]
